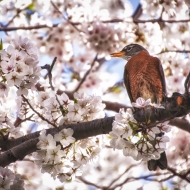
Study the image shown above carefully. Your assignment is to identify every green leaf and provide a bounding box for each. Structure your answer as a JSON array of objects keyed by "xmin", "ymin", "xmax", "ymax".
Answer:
[
  {"xmin": 0, "ymin": 127, "xmax": 9, "ymax": 134},
  {"xmin": 128, "ymin": 121, "xmax": 138, "ymax": 131},
  {"xmin": 0, "ymin": 39, "xmax": 3, "ymax": 50},
  {"xmin": 71, "ymin": 72, "xmax": 80, "ymax": 80},
  {"xmin": 59, "ymin": 105, "xmax": 68, "ymax": 116},
  {"xmin": 27, "ymin": 2, "xmax": 35, "ymax": 11},
  {"xmin": 108, "ymin": 86, "xmax": 122, "ymax": 93}
]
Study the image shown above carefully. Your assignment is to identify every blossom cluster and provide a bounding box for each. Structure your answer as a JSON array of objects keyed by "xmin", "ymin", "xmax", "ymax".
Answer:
[
  {"xmin": 18, "ymin": 91, "xmax": 106, "ymax": 127},
  {"xmin": 33, "ymin": 126, "xmax": 102, "ymax": 182},
  {"xmin": 140, "ymin": 0, "xmax": 188, "ymax": 19},
  {"xmin": 66, "ymin": 92, "xmax": 105, "ymax": 123},
  {"xmin": 33, "ymin": 129, "xmax": 76, "ymax": 182},
  {"xmin": 0, "ymin": 36, "xmax": 41, "ymax": 96},
  {"xmin": 0, "ymin": 106, "xmax": 23, "ymax": 139},
  {"xmin": 0, "ymin": 166, "xmax": 24, "ymax": 190},
  {"xmin": 85, "ymin": 21, "xmax": 130, "ymax": 55},
  {"xmin": 110, "ymin": 98, "xmax": 170, "ymax": 162},
  {"xmin": 32, "ymin": 92, "xmax": 105, "ymax": 182},
  {"xmin": 167, "ymin": 127, "xmax": 190, "ymax": 169},
  {"xmin": 158, "ymin": 52, "xmax": 190, "ymax": 95}
]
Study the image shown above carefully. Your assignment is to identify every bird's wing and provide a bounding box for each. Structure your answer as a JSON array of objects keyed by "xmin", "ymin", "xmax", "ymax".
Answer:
[
  {"xmin": 158, "ymin": 59, "xmax": 167, "ymax": 95},
  {"xmin": 123, "ymin": 68, "xmax": 134, "ymax": 102}
]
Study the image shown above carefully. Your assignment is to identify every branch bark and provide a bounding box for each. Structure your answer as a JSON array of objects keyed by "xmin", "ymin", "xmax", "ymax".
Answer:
[{"xmin": 0, "ymin": 117, "xmax": 114, "ymax": 167}]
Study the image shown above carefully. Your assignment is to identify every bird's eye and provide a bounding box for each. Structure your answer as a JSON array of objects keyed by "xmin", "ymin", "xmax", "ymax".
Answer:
[
  {"xmin": 127, "ymin": 46, "xmax": 132, "ymax": 51},
  {"xmin": 122, "ymin": 45, "xmax": 133, "ymax": 52}
]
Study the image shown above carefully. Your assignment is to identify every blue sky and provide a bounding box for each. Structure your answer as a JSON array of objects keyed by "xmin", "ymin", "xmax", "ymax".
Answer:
[{"xmin": 129, "ymin": 0, "xmax": 140, "ymax": 12}]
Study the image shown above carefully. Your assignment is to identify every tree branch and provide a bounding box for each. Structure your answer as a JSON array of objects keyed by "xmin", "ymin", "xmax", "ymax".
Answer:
[
  {"xmin": 1, "ymin": 89, "xmax": 190, "ymax": 167},
  {"xmin": 41, "ymin": 57, "xmax": 57, "ymax": 90},
  {"xmin": 167, "ymin": 166, "xmax": 190, "ymax": 183},
  {"xmin": 74, "ymin": 54, "xmax": 98, "ymax": 92},
  {"xmin": 158, "ymin": 50, "xmax": 190, "ymax": 54},
  {"xmin": 0, "ymin": 116, "xmax": 114, "ymax": 167},
  {"xmin": 4, "ymin": 8, "xmax": 23, "ymax": 27},
  {"xmin": 1, "ymin": 66, "xmax": 190, "ymax": 168},
  {"xmin": 169, "ymin": 118, "xmax": 190, "ymax": 133},
  {"xmin": 134, "ymin": 18, "xmax": 190, "ymax": 24},
  {"xmin": 0, "ymin": 24, "xmax": 59, "ymax": 31},
  {"xmin": 50, "ymin": 0, "xmax": 84, "ymax": 33},
  {"xmin": 21, "ymin": 95, "xmax": 57, "ymax": 128},
  {"xmin": 133, "ymin": 92, "xmax": 190, "ymax": 124}
]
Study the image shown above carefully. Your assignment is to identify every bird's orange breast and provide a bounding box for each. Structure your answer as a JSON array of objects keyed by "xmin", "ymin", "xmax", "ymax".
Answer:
[{"xmin": 124, "ymin": 50, "xmax": 165, "ymax": 103}]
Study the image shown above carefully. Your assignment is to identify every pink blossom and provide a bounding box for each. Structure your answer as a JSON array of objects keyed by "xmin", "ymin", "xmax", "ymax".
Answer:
[{"xmin": 132, "ymin": 97, "xmax": 151, "ymax": 108}]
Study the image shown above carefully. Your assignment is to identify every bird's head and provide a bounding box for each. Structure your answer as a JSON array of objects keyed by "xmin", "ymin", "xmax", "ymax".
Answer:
[{"xmin": 110, "ymin": 44, "xmax": 148, "ymax": 61}]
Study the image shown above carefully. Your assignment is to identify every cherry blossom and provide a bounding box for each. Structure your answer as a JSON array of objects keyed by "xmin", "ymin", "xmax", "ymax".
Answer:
[
  {"xmin": 131, "ymin": 97, "xmax": 151, "ymax": 108},
  {"xmin": 37, "ymin": 130, "xmax": 56, "ymax": 150},
  {"xmin": 54, "ymin": 128, "xmax": 75, "ymax": 146},
  {"xmin": 110, "ymin": 108, "xmax": 170, "ymax": 164},
  {"xmin": 0, "ymin": 167, "xmax": 24, "ymax": 190},
  {"xmin": 0, "ymin": 82, "xmax": 9, "ymax": 97}
]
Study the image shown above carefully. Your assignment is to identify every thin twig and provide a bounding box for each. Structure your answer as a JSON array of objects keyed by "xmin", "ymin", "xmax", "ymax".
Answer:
[
  {"xmin": 14, "ymin": 114, "xmax": 34, "ymax": 127},
  {"xmin": 74, "ymin": 54, "xmax": 98, "ymax": 92},
  {"xmin": 78, "ymin": 177, "xmax": 103, "ymax": 189},
  {"xmin": 134, "ymin": 18, "xmax": 190, "ymax": 24},
  {"xmin": 167, "ymin": 167, "xmax": 190, "ymax": 183},
  {"xmin": 108, "ymin": 172, "xmax": 168, "ymax": 190},
  {"xmin": 158, "ymin": 50, "xmax": 190, "ymax": 54},
  {"xmin": 1, "ymin": 18, "xmax": 190, "ymax": 32},
  {"xmin": 21, "ymin": 95, "xmax": 57, "ymax": 128},
  {"xmin": 48, "ymin": 57, "xmax": 57, "ymax": 90},
  {"xmin": 41, "ymin": 57, "xmax": 57, "ymax": 90},
  {"xmin": 4, "ymin": 9, "xmax": 23, "ymax": 27},
  {"xmin": 106, "ymin": 163, "xmax": 140, "ymax": 189},
  {"xmin": 158, "ymin": 174, "xmax": 174, "ymax": 182},
  {"xmin": 184, "ymin": 72, "xmax": 190, "ymax": 94},
  {"xmin": 41, "ymin": 57, "xmax": 64, "ymax": 115},
  {"xmin": 0, "ymin": 24, "xmax": 58, "ymax": 31},
  {"xmin": 50, "ymin": 1, "xmax": 83, "ymax": 33}
]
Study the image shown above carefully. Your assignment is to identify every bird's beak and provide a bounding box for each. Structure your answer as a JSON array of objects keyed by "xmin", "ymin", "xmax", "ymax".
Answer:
[{"xmin": 110, "ymin": 51, "xmax": 125, "ymax": 57}]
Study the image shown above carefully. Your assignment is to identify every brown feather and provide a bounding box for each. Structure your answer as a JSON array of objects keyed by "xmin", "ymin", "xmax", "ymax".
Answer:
[{"xmin": 124, "ymin": 50, "xmax": 166, "ymax": 103}]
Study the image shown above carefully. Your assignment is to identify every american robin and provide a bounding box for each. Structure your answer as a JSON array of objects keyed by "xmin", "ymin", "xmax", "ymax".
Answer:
[{"xmin": 110, "ymin": 44, "xmax": 167, "ymax": 171}]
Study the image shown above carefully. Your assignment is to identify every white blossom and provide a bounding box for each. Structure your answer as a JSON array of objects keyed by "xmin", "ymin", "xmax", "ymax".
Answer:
[
  {"xmin": 37, "ymin": 130, "xmax": 56, "ymax": 150},
  {"xmin": 45, "ymin": 145, "xmax": 66, "ymax": 163},
  {"xmin": 123, "ymin": 140, "xmax": 139, "ymax": 160},
  {"xmin": 132, "ymin": 97, "xmax": 151, "ymax": 108},
  {"xmin": 0, "ymin": 167, "xmax": 24, "ymax": 190},
  {"xmin": 54, "ymin": 128, "xmax": 75, "ymax": 147},
  {"xmin": 110, "ymin": 107, "xmax": 170, "ymax": 163}
]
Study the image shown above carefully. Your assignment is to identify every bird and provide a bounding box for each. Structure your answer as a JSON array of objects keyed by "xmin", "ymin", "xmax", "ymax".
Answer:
[{"xmin": 110, "ymin": 44, "xmax": 167, "ymax": 171}]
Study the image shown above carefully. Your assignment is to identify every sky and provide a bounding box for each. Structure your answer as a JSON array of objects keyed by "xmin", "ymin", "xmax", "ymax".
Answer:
[{"xmin": 129, "ymin": 0, "xmax": 140, "ymax": 12}]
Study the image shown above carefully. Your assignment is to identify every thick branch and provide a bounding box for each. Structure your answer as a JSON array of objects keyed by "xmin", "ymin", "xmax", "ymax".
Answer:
[
  {"xmin": 133, "ymin": 92, "xmax": 190, "ymax": 124},
  {"xmin": 169, "ymin": 118, "xmax": 190, "ymax": 133},
  {"xmin": 2, "ymin": 70, "xmax": 190, "ymax": 167},
  {"xmin": 1, "ymin": 91, "xmax": 190, "ymax": 167},
  {"xmin": 0, "ymin": 138, "xmax": 39, "ymax": 168},
  {"xmin": 0, "ymin": 117, "xmax": 114, "ymax": 167}
]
